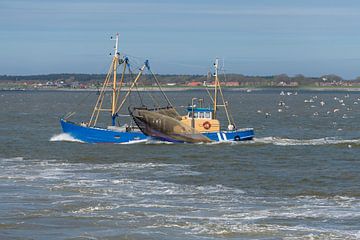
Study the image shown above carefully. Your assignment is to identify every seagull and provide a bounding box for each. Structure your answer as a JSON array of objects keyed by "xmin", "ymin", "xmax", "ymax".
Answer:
[{"xmin": 278, "ymin": 101, "xmax": 285, "ymax": 106}]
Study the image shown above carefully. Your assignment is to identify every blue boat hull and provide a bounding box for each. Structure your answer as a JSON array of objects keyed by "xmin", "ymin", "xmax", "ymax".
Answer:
[
  {"xmin": 203, "ymin": 128, "xmax": 254, "ymax": 142},
  {"xmin": 60, "ymin": 119, "xmax": 148, "ymax": 143},
  {"xmin": 60, "ymin": 119, "xmax": 254, "ymax": 143}
]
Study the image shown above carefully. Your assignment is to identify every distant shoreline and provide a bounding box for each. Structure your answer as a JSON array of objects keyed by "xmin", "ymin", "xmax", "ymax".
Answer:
[{"xmin": 2, "ymin": 87, "xmax": 360, "ymax": 92}]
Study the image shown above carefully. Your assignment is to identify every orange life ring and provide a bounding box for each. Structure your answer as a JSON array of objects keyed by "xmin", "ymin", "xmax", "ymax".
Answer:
[{"xmin": 203, "ymin": 121, "xmax": 211, "ymax": 130}]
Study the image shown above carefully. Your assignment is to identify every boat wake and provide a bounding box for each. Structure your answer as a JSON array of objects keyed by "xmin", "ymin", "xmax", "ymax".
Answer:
[
  {"xmin": 49, "ymin": 133, "xmax": 83, "ymax": 143},
  {"xmin": 49, "ymin": 133, "xmax": 359, "ymax": 147},
  {"xmin": 253, "ymin": 136, "xmax": 360, "ymax": 146},
  {"xmin": 120, "ymin": 139, "xmax": 148, "ymax": 144},
  {"xmin": 145, "ymin": 139, "xmax": 175, "ymax": 145}
]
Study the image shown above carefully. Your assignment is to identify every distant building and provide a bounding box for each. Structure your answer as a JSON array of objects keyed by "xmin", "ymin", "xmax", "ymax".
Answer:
[
  {"xmin": 277, "ymin": 81, "xmax": 299, "ymax": 87},
  {"xmin": 71, "ymin": 81, "xmax": 80, "ymax": 88},
  {"xmin": 224, "ymin": 81, "xmax": 240, "ymax": 87},
  {"xmin": 187, "ymin": 81, "xmax": 203, "ymax": 87},
  {"xmin": 207, "ymin": 81, "xmax": 239, "ymax": 87},
  {"xmin": 46, "ymin": 81, "xmax": 55, "ymax": 86}
]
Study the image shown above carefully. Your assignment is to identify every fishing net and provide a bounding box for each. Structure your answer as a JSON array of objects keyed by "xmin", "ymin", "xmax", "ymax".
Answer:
[{"xmin": 130, "ymin": 107, "xmax": 211, "ymax": 143}]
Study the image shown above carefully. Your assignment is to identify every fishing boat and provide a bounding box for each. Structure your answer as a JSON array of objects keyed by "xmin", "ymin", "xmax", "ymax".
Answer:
[
  {"xmin": 60, "ymin": 34, "xmax": 148, "ymax": 143},
  {"xmin": 129, "ymin": 59, "xmax": 254, "ymax": 143}
]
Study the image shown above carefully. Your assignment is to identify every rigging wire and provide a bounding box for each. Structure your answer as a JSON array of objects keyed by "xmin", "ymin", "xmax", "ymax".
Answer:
[
  {"xmin": 89, "ymin": 58, "xmax": 114, "ymax": 126},
  {"xmin": 145, "ymin": 75, "xmax": 161, "ymax": 108},
  {"xmin": 128, "ymin": 60, "xmax": 163, "ymax": 108},
  {"xmin": 63, "ymin": 89, "xmax": 94, "ymax": 120},
  {"xmin": 120, "ymin": 57, "xmax": 163, "ymax": 108},
  {"xmin": 147, "ymin": 64, "xmax": 174, "ymax": 108},
  {"xmin": 126, "ymin": 59, "xmax": 144, "ymax": 106},
  {"xmin": 203, "ymin": 68, "xmax": 214, "ymax": 104},
  {"xmin": 221, "ymin": 69, "xmax": 236, "ymax": 127}
]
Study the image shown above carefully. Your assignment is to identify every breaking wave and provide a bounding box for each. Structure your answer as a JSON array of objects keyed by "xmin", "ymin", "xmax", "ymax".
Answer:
[{"xmin": 1, "ymin": 157, "xmax": 359, "ymax": 239}]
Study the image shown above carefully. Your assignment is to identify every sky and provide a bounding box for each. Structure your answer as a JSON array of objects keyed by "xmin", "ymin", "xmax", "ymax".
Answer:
[{"xmin": 1, "ymin": 0, "xmax": 360, "ymax": 79}]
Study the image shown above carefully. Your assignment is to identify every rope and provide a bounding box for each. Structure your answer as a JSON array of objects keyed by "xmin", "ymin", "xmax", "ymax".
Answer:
[
  {"xmin": 127, "ymin": 61, "xmax": 144, "ymax": 106},
  {"xmin": 63, "ymin": 90, "xmax": 94, "ymax": 120},
  {"xmin": 148, "ymin": 68, "xmax": 173, "ymax": 107}
]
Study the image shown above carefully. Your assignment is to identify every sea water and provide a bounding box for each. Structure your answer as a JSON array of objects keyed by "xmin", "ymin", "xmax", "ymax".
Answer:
[{"xmin": 0, "ymin": 90, "xmax": 359, "ymax": 239}]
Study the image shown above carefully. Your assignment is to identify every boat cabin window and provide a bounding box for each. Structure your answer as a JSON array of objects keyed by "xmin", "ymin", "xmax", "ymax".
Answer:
[{"xmin": 188, "ymin": 111, "xmax": 212, "ymax": 119}]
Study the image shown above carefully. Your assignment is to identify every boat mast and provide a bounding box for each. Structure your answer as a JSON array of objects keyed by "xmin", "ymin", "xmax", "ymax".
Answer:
[
  {"xmin": 111, "ymin": 33, "xmax": 119, "ymax": 125},
  {"xmin": 213, "ymin": 58, "xmax": 219, "ymax": 119},
  {"xmin": 215, "ymin": 58, "xmax": 235, "ymax": 129}
]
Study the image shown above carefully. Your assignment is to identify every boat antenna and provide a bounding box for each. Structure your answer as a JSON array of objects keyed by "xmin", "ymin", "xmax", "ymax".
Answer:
[{"xmin": 213, "ymin": 58, "xmax": 219, "ymax": 119}]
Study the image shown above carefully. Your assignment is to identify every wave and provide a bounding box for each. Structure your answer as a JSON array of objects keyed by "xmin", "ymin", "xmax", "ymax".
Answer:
[
  {"xmin": 1, "ymin": 157, "xmax": 359, "ymax": 239},
  {"xmin": 49, "ymin": 133, "xmax": 83, "ymax": 143}
]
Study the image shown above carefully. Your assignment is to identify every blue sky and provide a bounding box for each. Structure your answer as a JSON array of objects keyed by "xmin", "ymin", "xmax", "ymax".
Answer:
[{"xmin": 1, "ymin": 0, "xmax": 360, "ymax": 79}]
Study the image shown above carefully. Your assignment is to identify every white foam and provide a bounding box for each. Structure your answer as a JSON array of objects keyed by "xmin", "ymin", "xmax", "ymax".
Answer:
[
  {"xmin": 145, "ymin": 139, "xmax": 175, "ymax": 144},
  {"xmin": 0, "ymin": 156, "xmax": 24, "ymax": 162},
  {"xmin": 49, "ymin": 133, "xmax": 83, "ymax": 143},
  {"xmin": 2, "ymin": 156, "xmax": 359, "ymax": 239},
  {"xmin": 119, "ymin": 139, "xmax": 148, "ymax": 144},
  {"xmin": 254, "ymin": 136, "xmax": 360, "ymax": 146}
]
